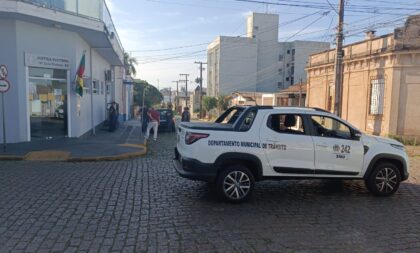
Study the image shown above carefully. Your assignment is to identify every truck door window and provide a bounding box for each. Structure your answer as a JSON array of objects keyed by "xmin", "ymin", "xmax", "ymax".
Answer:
[
  {"xmin": 267, "ymin": 114, "xmax": 305, "ymax": 135},
  {"xmin": 311, "ymin": 115, "xmax": 352, "ymax": 139},
  {"xmin": 239, "ymin": 110, "xmax": 257, "ymax": 131},
  {"xmin": 216, "ymin": 108, "xmax": 245, "ymax": 124}
]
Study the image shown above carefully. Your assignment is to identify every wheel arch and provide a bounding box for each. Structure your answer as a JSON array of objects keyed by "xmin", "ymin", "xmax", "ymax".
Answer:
[
  {"xmin": 364, "ymin": 154, "xmax": 407, "ymax": 181},
  {"xmin": 214, "ymin": 153, "xmax": 263, "ymax": 181}
]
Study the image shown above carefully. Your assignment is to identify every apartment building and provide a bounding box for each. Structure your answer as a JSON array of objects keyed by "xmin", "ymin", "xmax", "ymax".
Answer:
[
  {"xmin": 207, "ymin": 12, "xmax": 329, "ymax": 96},
  {"xmin": 306, "ymin": 14, "xmax": 420, "ymax": 138},
  {"xmin": 0, "ymin": 0, "xmax": 129, "ymax": 143}
]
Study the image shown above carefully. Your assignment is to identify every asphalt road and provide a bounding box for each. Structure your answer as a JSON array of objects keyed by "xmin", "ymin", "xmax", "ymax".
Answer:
[{"xmin": 1, "ymin": 132, "xmax": 419, "ymax": 252}]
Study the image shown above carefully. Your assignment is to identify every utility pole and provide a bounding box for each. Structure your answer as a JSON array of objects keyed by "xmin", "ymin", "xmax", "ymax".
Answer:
[
  {"xmin": 333, "ymin": 0, "xmax": 345, "ymax": 117},
  {"xmin": 180, "ymin": 74, "xmax": 189, "ymax": 107},
  {"xmin": 169, "ymin": 87, "xmax": 172, "ymax": 104},
  {"xmin": 172, "ymin": 80, "xmax": 179, "ymax": 110},
  {"xmin": 194, "ymin": 61, "xmax": 207, "ymax": 118}
]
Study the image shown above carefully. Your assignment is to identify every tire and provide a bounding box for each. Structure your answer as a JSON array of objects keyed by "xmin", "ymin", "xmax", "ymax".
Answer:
[
  {"xmin": 216, "ymin": 165, "xmax": 254, "ymax": 203},
  {"xmin": 365, "ymin": 162, "xmax": 401, "ymax": 196}
]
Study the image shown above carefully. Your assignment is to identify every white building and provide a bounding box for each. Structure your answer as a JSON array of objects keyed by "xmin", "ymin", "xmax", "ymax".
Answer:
[
  {"xmin": 0, "ymin": 0, "xmax": 131, "ymax": 143},
  {"xmin": 207, "ymin": 13, "xmax": 330, "ymax": 96}
]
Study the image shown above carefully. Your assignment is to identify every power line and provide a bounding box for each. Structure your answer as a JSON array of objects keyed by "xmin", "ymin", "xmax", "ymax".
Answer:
[
  {"xmin": 285, "ymin": 11, "xmax": 329, "ymax": 41},
  {"xmin": 234, "ymin": 0, "xmax": 420, "ymax": 15},
  {"xmin": 129, "ymin": 42, "xmax": 208, "ymax": 53}
]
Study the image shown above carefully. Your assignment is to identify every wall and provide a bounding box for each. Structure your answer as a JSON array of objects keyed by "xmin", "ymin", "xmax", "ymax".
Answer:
[
  {"xmin": 251, "ymin": 13, "xmax": 280, "ymax": 92},
  {"xmin": 396, "ymin": 54, "xmax": 420, "ymax": 136},
  {"xmin": 0, "ymin": 19, "xmax": 21, "ymax": 143},
  {"xmin": 218, "ymin": 37, "xmax": 258, "ymax": 95},
  {"xmin": 293, "ymin": 41, "xmax": 330, "ymax": 85},
  {"xmin": 207, "ymin": 40, "xmax": 219, "ymax": 97},
  {"xmin": 307, "ymin": 37, "xmax": 420, "ymax": 137},
  {"xmin": 0, "ymin": 18, "xmax": 116, "ymax": 143}
]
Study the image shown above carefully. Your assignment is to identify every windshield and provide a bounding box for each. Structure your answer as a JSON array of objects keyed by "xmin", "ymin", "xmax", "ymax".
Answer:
[{"xmin": 215, "ymin": 107, "xmax": 245, "ymax": 124}]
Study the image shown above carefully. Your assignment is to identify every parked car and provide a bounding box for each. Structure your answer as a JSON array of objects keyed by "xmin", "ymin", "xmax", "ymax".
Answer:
[
  {"xmin": 157, "ymin": 109, "xmax": 175, "ymax": 132},
  {"xmin": 174, "ymin": 106, "xmax": 409, "ymax": 203}
]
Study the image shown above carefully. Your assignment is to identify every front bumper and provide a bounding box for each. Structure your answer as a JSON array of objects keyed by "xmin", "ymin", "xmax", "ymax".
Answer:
[{"xmin": 173, "ymin": 148, "xmax": 217, "ymax": 182}]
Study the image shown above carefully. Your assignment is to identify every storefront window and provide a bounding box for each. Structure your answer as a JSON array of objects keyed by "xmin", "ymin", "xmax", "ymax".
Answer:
[
  {"xmin": 28, "ymin": 67, "xmax": 68, "ymax": 140},
  {"xmin": 29, "ymin": 67, "xmax": 67, "ymax": 79}
]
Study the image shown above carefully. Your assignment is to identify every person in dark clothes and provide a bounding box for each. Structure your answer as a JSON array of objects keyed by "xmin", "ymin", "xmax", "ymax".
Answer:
[
  {"xmin": 166, "ymin": 109, "xmax": 174, "ymax": 132},
  {"xmin": 181, "ymin": 107, "xmax": 191, "ymax": 122},
  {"xmin": 109, "ymin": 103, "xmax": 117, "ymax": 132},
  {"xmin": 141, "ymin": 107, "xmax": 149, "ymax": 133}
]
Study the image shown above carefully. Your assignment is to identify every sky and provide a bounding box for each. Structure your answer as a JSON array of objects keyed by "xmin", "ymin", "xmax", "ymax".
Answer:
[{"xmin": 105, "ymin": 0, "xmax": 420, "ymax": 92}]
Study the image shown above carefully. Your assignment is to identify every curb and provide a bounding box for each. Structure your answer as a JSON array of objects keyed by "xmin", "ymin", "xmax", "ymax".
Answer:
[
  {"xmin": 69, "ymin": 144, "xmax": 147, "ymax": 162},
  {"xmin": 0, "ymin": 144, "xmax": 147, "ymax": 162},
  {"xmin": 0, "ymin": 155, "xmax": 24, "ymax": 161}
]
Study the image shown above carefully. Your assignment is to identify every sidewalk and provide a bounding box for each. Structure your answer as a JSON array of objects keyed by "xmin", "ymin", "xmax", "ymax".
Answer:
[
  {"xmin": 0, "ymin": 120, "xmax": 146, "ymax": 162},
  {"xmin": 407, "ymin": 146, "xmax": 420, "ymax": 157}
]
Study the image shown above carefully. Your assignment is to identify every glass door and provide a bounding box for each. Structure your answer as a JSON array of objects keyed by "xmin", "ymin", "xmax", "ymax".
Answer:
[{"xmin": 28, "ymin": 67, "xmax": 68, "ymax": 140}]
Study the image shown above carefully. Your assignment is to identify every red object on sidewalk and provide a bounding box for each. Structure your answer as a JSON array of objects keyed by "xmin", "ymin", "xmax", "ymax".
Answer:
[{"xmin": 149, "ymin": 109, "xmax": 160, "ymax": 123}]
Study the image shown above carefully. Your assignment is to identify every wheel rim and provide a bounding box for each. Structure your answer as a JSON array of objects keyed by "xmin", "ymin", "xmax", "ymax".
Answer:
[
  {"xmin": 375, "ymin": 167, "xmax": 398, "ymax": 193},
  {"xmin": 223, "ymin": 171, "xmax": 251, "ymax": 200}
]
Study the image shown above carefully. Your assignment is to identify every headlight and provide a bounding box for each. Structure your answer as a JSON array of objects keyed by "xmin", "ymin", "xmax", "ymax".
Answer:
[{"xmin": 390, "ymin": 144, "xmax": 405, "ymax": 151}]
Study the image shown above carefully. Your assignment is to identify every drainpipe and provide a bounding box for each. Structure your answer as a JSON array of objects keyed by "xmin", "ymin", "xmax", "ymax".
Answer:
[{"xmin": 90, "ymin": 47, "xmax": 96, "ymax": 135}]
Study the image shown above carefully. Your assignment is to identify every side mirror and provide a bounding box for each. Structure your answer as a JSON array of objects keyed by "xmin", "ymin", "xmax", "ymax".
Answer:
[{"xmin": 353, "ymin": 130, "xmax": 362, "ymax": 141}]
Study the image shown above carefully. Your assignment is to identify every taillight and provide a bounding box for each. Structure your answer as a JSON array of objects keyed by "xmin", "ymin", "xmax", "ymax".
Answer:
[{"xmin": 185, "ymin": 132, "xmax": 209, "ymax": 145}]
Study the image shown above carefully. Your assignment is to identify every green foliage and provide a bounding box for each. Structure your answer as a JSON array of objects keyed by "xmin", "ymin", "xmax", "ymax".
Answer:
[
  {"xmin": 124, "ymin": 52, "xmax": 138, "ymax": 76},
  {"xmin": 133, "ymin": 79, "xmax": 163, "ymax": 107},
  {"xmin": 202, "ymin": 96, "xmax": 218, "ymax": 112},
  {"xmin": 389, "ymin": 134, "xmax": 419, "ymax": 146},
  {"xmin": 217, "ymin": 95, "xmax": 230, "ymax": 111}
]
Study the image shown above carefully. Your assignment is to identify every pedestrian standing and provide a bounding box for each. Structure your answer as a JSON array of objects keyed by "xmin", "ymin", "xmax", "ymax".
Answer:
[
  {"xmin": 181, "ymin": 107, "xmax": 191, "ymax": 122},
  {"xmin": 166, "ymin": 109, "xmax": 174, "ymax": 132},
  {"xmin": 145, "ymin": 107, "xmax": 160, "ymax": 141},
  {"xmin": 141, "ymin": 107, "xmax": 150, "ymax": 133},
  {"xmin": 108, "ymin": 103, "xmax": 117, "ymax": 132}
]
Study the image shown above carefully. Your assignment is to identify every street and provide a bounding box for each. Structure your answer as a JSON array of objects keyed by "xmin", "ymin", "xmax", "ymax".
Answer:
[{"xmin": 1, "ymin": 132, "xmax": 420, "ymax": 253}]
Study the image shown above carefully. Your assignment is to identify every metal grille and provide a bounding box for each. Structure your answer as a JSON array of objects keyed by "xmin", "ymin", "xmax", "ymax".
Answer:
[{"xmin": 370, "ymin": 78, "xmax": 385, "ymax": 115}]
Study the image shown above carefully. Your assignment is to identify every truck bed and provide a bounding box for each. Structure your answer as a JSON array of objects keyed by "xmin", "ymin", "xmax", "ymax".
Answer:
[{"xmin": 179, "ymin": 122, "xmax": 234, "ymax": 131}]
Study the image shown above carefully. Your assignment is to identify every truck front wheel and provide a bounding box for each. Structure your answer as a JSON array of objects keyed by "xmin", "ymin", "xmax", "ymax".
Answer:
[
  {"xmin": 365, "ymin": 162, "xmax": 401, "ymax": 196},
  {"xmin": 216, "ymin": 165, "xmax": 254, "ymax": 203}
]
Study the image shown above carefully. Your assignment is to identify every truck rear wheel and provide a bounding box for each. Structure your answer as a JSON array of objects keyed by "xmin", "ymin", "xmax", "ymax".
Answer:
[
  {"xmin": 216, "ymin": 165, "xmax": 254, "ymax": 203},
  {"xmin": 365, "ymin": 162, "xmax": 401, "ymax": 196}
]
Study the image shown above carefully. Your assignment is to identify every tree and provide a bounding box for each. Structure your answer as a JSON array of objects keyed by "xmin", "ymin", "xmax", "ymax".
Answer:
[
  {"xmin": 217, "ymin": 95, "xmax": 230, "ymax": 111},
  {"xmin": 124, "ymin": 52, "xmax": 138, "ymax": 76},
  {"xmin": 133, "ymin": 79, "xmax": 163, "ymax": 107},
  {"xmin": 195, "ymin": 77, "xmax": 202, "ymax": 84},
  {"xmin": 202, "ymin": 96, "xmax": 217, "ymax": 112}
]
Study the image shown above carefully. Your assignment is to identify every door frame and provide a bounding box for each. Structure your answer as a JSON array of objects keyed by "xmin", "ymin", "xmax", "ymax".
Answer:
[{"xmin": 26, "ymin": 68, "xmax": 70, "ymax": 141}]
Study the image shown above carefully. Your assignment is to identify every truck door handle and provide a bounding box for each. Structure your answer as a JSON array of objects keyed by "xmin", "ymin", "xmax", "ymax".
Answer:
[{"xmin": 316, "ymin": 143, "xmax": 328, "ymax": 148}]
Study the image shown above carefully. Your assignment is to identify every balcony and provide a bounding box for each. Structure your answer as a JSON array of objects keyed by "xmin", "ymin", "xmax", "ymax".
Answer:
[{"xmin": 0, "ymin": 0, "xmax": 124, "ymax": 65}]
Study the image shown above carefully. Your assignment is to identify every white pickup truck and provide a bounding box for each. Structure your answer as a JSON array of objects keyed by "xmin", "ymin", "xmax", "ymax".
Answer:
[{"xmin": 174, "ymin": 106, "xmax": 409, "ymax": 203}]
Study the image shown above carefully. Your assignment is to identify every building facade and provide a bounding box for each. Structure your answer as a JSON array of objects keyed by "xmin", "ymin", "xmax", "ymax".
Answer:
[
  {"xmin": 207, "ymin": 13, "xmax": 329, "ymax": 96},
  {"xmin": 306, "ymin": 15, "xmax": 420, "ymax": 138},
  {"xmin": 0, "ymin": 0, "xmax": 128, "ymax": 143},
  {"xmin": 229, "ymin": 83, "xmax": 306, "ymax": 107}
]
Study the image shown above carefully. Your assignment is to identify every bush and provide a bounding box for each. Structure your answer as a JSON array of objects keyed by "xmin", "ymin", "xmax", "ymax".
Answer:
[{"xmin": 389, "ymin": 135, "xmax": 419, "ymax": 146}]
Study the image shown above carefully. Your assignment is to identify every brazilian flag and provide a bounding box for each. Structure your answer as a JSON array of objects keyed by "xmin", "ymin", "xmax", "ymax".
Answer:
[{"xmin": 75, "ymin": 54, "xmax": 85, "ymax": 97}]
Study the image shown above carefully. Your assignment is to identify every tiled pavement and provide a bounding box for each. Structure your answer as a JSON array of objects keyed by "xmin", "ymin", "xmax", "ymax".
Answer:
[{"xmin": 0, "ymin": 132, "xmax": 419, "ymax": 252}]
